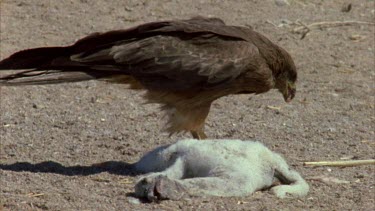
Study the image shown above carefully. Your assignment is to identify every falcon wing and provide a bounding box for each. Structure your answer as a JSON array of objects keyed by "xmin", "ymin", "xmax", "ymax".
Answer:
[
  {"xmin": 70, "ymin": 18, "xmax": 264, "ymax": 91},
  {"xmin": 72, "ymin": 34, "xmax": 261, "ymax": 91}
]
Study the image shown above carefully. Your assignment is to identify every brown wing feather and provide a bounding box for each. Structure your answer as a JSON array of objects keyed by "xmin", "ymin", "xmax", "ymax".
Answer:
[
  {"xmin": 72, "ymin": 36, "xmax": 264, "ymax": 92},
  {"xmin": 70, "ymin": 16, "xmax": 247, "ymax": 54}
]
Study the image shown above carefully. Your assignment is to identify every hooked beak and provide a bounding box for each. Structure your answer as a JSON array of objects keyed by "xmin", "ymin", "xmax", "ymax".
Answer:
[{"xmin": 283, "ymin": 82, "xmax": 296, "ymax": 103}]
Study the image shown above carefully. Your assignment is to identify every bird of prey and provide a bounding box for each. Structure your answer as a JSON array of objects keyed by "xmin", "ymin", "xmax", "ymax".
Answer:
[{"xmin": 0, "ymin": 17, "xmax": 297, "ymax": 139}]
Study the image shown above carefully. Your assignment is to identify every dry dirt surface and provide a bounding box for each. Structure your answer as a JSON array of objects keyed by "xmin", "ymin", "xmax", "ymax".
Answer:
[{"xmin": 0, "ymin": 0, "xmax": 374, "ymax": 210}]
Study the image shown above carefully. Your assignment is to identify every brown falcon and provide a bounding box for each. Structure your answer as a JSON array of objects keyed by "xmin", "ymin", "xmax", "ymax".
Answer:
[{"xmin": 0, "ymin": 17, "xmax": 297, "ymax": 139}]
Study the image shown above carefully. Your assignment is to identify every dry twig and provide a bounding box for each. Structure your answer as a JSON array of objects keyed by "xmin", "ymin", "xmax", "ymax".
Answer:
[
  {"xmin": 26, "ymin": 192, "xmax": 45, "ymax": 197},
  {"xmin": 266, "ymin": 105, "xmax": 281, "ymax": 111},
  {"xmin": 119, "ymin": 178, "xmax": 133, "ymax": 184},
  {"xmin": 304, "ymin": 159, "xmax": 375, "ymax": 167},
  {"xmin": 292, "ymin": 20, "xmax": 375, "ymax": 39}
]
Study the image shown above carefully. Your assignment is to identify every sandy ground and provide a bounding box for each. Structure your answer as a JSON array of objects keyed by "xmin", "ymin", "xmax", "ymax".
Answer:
[{"xmin": 0, "ymin": 0, "xmax": 374, "ymax": 210}]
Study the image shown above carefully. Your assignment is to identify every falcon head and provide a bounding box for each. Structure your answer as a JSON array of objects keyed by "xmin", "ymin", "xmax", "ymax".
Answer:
[{"xmin": 275, "ymin": 58, "xmax": 297, "ymax": 103}]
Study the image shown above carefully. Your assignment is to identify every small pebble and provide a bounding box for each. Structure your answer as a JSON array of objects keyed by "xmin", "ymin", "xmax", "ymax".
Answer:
[
  {"xmin": 341, "ymin": 3, "xmax": 352, "ymax": 13},
  {"xmin": 127, "ymin": 197, "xmax": 141, "ymax": 204},
  {"xmin": 275, "ymin": 0, "xmax": 289, "ymax": 7}
]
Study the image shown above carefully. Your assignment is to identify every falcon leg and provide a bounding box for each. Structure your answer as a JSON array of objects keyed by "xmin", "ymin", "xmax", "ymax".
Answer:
[{"xmin": 191, "ymin": 129, "xmax": 207, "ymax": 140}]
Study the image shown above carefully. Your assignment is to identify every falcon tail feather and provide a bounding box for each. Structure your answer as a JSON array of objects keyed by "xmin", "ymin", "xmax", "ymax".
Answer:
[
  {"xmin": 0, "ymin": 47, "xmax": 121, "ymax": 86},
  {"xmin": 0, "ymin": 47, "xmax": 69, "ymax": 70}
]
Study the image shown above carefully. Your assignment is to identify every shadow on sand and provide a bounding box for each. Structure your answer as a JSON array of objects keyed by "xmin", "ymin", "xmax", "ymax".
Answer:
[{"xmin": 0, "ymin": 160, "xmax": 139, "ymax": 176}]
